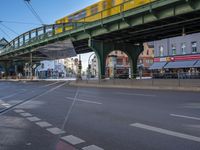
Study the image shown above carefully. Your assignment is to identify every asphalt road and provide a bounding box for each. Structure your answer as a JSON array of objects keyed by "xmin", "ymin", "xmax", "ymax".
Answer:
[{"xmin": 0, "ymin": 81, "xmax": 200, "ymax": 150}]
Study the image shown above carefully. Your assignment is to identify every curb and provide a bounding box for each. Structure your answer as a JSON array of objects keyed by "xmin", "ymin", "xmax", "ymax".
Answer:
[{"xmin": 69, "ymin": 83, "xmax": 200, "ymax": 92}]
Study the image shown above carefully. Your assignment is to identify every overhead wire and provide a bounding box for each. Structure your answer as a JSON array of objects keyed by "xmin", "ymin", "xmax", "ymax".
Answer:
[
  {"xmin": 0, "ymin": 23, "xmax": 19, "ymax": 35},
  {"xmin": 24, "ymin": 0, "xmax": 44, "ymax": 25},
  {"xmin": 0, "ymin": 20, "xmax": 41, "ymax": 25},
  {"xmin": 0, "ymin": 27, "xmax": 12, "ymax": 40}
]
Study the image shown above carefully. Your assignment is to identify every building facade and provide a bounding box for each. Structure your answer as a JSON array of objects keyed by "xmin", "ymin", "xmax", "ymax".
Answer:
[
  {"xmin": 138, "ymin": 43, "xmax": 154, "ymax": 76},
  {"xmin": 150, "ymin": 32, "xmax": 200, "ymax": 78},
  {"xmin": 35, "ymin": 60, "xmax": 67, "ymax": 79},
  {"xmin": 106, "ymin": 50, "xmax": 130, "ymax": 78}
]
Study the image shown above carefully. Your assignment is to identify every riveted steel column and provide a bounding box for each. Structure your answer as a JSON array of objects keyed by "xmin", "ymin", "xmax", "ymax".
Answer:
[
  {"xmin": 30, "ymin": 53, "xmax": 33, "ymax": 79},
  {"xmin": 17, "ymin": 37, "xmax": 20, "ymax": 48},
  {"xmin": 23, "ymin": 34, "xmax": 25, "ymax": 45},
  {"xmin": 115, "ymin": 43, "xmax": 143, "ymax": 78},
  {"xmin": 88, "ymin": 39, "xmax": 114, "ymax": 79},
  {"xmin": 43, "ymin": 25, "xmax": 46, "ymax": 38}
]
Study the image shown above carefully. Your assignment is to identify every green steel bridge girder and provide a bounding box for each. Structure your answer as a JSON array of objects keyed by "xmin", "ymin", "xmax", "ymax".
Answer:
[
  {"xmin": 71, "ymin": 0, "xmax": 200, "ymax": 41},
  {"xmin": 88, "ymin": 39, "xmax": 143, "ymax": 79}
]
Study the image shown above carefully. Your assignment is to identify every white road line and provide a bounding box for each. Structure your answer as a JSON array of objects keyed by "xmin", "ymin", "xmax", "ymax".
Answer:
[
  {"xmin": 26, "ymin": 117, "xmax": 41, "ymax": 122},
  {"xmin": 170, "ymin": 114, "xmax": 200, "ymax": 121},
  {"xmin": 116, "ymin": 92, "xmax": 156, "ymax": 97},
  {"xmin": 46, "ymin": 127, "xmax": 65, "ymax": 135},
  {"xmin": 82, "ymin": 145, "xmax": 104, "ymax": 150},
  {"xmin": 0, "ymin": 91, "xmax": 24, "ymax": 100},
  {"xmin": 1, "ymin": 103, "xmax": 11, "ymax": 108},
  {"xmin": 42, "ymin": 81, "xmax": 60, "ymax": 87},
  {"xmin": 61, "ymin": 135, "xmax": 85, "ymax": 145},
  {"xmin": 20, "ymin": 113, "xmax": 32, "ymax": 117},
  {"xmin": 130, "ymin": 123, "xmax": 200, "ymax": 143},
  {"xmin": 66, "ymin": 97, "xmax": 102, "ymax": 105},
  {"xmin": 14, "ymin": 109, "xmax": 25, "ymax": 113},
  {"xmin": 35, "ymin": 121, "xmax": 52, "ymax": 127}
]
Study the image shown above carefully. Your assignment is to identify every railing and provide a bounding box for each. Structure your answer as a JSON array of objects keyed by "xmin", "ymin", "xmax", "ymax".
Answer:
[
  {"xmin": 78, "ymin": 72, "xmax": 200, "ymax": 88},
  {"xmin": 0, "ymin": 22, "xmax": 85, "ymax": 56}
]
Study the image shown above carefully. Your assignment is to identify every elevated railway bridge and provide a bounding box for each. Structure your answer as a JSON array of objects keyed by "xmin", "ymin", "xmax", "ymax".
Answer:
[{"xmin": 0, "ymin": 0, "xmax": 200, "ymax": 78}]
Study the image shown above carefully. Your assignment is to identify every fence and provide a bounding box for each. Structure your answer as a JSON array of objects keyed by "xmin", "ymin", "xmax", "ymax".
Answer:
[{"xmin": 76, "ymin": 72, "xmax": 200, "ymax": 88}]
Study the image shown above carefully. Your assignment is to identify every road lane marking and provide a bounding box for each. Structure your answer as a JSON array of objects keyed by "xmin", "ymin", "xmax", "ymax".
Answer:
[
  {"xmin": 14, "ymin": 109, "xmax": 25, "ymax": 113},
  {"xmin": 42, "ymin": 81, "xmax": 60, "ymax": 87},
  {"xmin": 130, "ymin": 123, "xmax": 200, "ymax": 143},
  {"xmin": 170, "ymin": 114, "xmax": 200, "ymax": 121},
  {"xmin": 82, "ymin": 145, "xmax": 104, "ymax": 150},
  {"xmin": 1, "ymin": 103, "xmax": 11, "ymax": 108},
  {"xmin": 46, "ymin": 127, "xmax": 65, "ymax": 135},
  {"xmin": 26, "ymin": 117, "xmax": 41, "ymax": 122},
  {"xmin": 0, "ymin": 92, "xmax": 22, "ymax": 100},
  {"xmin": 66, "ymin": 97, "xmax": 102, "ymax": 105},
  {"xmin": 20, "ymin": 112, "xmax": 32, "ymax": 117},
  {"xmin": 61, "ymin": 135, "xmax": 85, "ymax": 145},
  {"xmin": 116, "ymin": 92, "xmax": 156, "ymax": 97},
  {"xmin": 35, "ymin": 121, "xmax": 52, "ymax": 127}
]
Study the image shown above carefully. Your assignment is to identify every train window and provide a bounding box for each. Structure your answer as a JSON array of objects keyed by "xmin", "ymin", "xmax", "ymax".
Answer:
[
  {"xmin": 102, "ymin": 1, "xmax": 107, "ymax": 10},
  {"xmin": 69, "ymin": 10, "xmax": 86, "ymax": 22},
  {"xmin": 91, "ymin": 5, "xmax": 98, "ymax": 15},
  {"xmin": 68, "ymin": 16, "xmax": 74, "ymax": 22},
  {"xmin": 111, "ymin": 0, "xmax": 115, "ymax": 6},
  {"xmin": 123, "ymin": 0, "xmax": 129, "ymax": 2}
]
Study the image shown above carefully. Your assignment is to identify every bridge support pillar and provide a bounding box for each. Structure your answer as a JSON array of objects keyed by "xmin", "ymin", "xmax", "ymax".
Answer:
[{"xmin": 88, "ymin": 39, "xmax": 143, "ymax": 79}]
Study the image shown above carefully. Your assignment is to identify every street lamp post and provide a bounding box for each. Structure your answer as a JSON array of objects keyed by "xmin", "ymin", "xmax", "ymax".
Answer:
[{"xmin": 77, "ymin": 54, "xmax": 82, "ymax": 80}]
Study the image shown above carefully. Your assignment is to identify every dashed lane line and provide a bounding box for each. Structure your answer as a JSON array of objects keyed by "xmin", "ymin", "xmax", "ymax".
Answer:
[
  {"xmin": 20, "ymin": 112, "xmax": 32, "ymax": 117},
  {"xmin": 14, "ymin": 109, "xmax": 25, "ymax": 113},
  {"xmin": 66, "ymin": 97, "xmax": 102, "ymax": 105},
  {"xmin": 35, "ymin": 121, "xmax": 52, "ymax": 127},
  {"xmin": 0, "ymin": 82, "xmax": 68, "ymax": 115},
  {"xmin": 61, "ymin": 135, "xmax": 85, "ymax": 145},
  {"xmin": 170, "ymin": 114, "xmax": 200, "ymax": 121},
  {"xmin": 82, "ymin": 145, "xmax": 104, "ymax": 150},
  {"xmin": 116, "ymin": 92, "xmax": 156, "ymax": 97},
  {"xmin": 14, "ymin": 109, "xmax": 104, "ymax": 150},
  {"xmin": 42, "ymin": 81, "xmax": 61, "ymax": 87},
  {"xmin": 130, "ymin": 123, "xmax": 200, "ymax": 143},
  {"xmin": 1, "ymin": 103, "xmax": 11, "ymax": 108},
  {"xmin": 46, "ymin": 127, "xmax": 66, "ymax": 135},
  {"xmin": 26, "ymin": 116, "xmax": 41, "ymax": 122}
]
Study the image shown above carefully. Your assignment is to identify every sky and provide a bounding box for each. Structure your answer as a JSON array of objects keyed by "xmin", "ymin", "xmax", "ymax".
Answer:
[{"xmin": 0, "ymin": 0, "xmax": 99, "ymax": 71}]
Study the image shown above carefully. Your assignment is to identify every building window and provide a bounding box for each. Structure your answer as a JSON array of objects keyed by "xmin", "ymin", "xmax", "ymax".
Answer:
[
  {"xmin": 191, "ymin": 41, "xmax": 197, "ymax": 53},
  {"xmin": 181, "ymin": 42, "xmax": 186, "ymax": 54},
  {"xmin": 121, "ymin": 51, "xmax": 123, "ymax": 54},
  {"xmin": 172, "ymin": 44, "xmax": 176, "ymax": 55},
  {"xmin": 159, "ymin": 46, "xmax": 164, "ymax": 57},
  {"xmin": 115, "ymin": 51, "xmax": 118, "ymax": 55},
  {"xmin": 91, "ymin": 5, "xmax": 98, "ymax": 15}
]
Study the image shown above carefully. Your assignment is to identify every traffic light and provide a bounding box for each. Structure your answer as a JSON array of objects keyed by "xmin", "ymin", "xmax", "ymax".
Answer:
[{"xmin": 88, "ymin": 64, "xmax": 91, "ymax": 69}]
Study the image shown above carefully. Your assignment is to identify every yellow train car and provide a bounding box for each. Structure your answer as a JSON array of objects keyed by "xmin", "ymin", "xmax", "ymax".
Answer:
[{"xmin": 55, "ymin": 0, "xmax": 155, "ymax": 33}]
